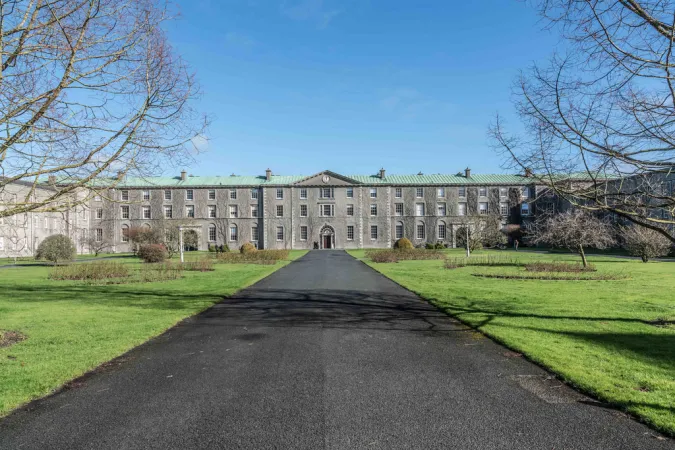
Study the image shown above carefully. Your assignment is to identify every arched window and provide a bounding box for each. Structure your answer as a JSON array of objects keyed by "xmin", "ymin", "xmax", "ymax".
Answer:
[
  {"xmin": 416, "ymin": 221, "xmax": 425, "ymax": 240},
  {"xmin": 438, "ymin": 221, "xmax": 446, "ymax": 240},
  {"xmin": 142, "ymin": 223, "xmax": 151, "ymax": 229},
  {"xmin": 208, "ymin": 224, "xmax": 216, "ymax": 242},
  {"xmin": 395, "ymin": 221, "xmax": 404, "ymax": 240},
  {"xmin": 121, "ymin": 224, "xmax": 129, "ymax": 242},
  {"xmin": 229, "ymin": 224, "xmax": 238, "ymax": 242},
  {"xmin": 251, "ymin": 224, "xmax": 259, "ymax": 242}
]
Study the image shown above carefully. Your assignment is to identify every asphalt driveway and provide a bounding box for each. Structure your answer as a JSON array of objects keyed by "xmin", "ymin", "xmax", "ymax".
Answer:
[{"xmin": 0, "ymin": 250, "xmax": 671, "ymax": 449}]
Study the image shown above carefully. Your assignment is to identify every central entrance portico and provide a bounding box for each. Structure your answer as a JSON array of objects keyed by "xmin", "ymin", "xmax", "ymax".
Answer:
[{"xmin": 320, "ymin": 225, "xmax": 335, "ymax": 249}]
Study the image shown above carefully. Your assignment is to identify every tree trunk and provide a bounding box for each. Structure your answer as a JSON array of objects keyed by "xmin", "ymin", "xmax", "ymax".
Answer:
[
  {"xmin": 466, "ymin": 226, "xmax": 470, "ymax": 257},
  {"xmin": 578, "ymin": 245, "xmax": 587, "ymax": 267}
]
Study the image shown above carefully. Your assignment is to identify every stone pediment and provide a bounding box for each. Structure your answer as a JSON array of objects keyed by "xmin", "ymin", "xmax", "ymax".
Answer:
[{"xmin": 294, "ymin": 171, "xmax": 361, "ymax": 186}]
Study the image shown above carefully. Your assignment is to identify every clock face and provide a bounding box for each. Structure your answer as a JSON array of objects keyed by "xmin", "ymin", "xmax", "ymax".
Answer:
[{"xmin": 322, "ymin": 175, "xmax": 330, "ymax": 183}]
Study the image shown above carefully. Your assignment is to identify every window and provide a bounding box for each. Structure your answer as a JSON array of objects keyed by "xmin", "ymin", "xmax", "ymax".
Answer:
[
  {"xmin": 251, "ymin": 225, "xmax": 259, "ymax": 242},
  {"xmin": 96, "ymin": 208, "xmax": 103, "ymax": 219},
  {"xmin": 229, "ymin": 205, "xmax": 237, "ymax": 218},
  {"xmin": 500, "ymin": 188, "xmax": 507, "ymax": 198},
  {"xmin": 230, "ymin": 189, "xmax": 237, "ymax": 200},
  {"xmin": 500, "ymin": 203, "xmax": 509, "ymax": 216},
  {"xmin": 186, "ymin": 189, "xmax": 194, "ymax": 200},
  {"xmin": 95, "ymin": 228, "xmax": 103, "ymax": 242},
  {"xmin": 142, "ymin": 206, "xmax": 151, "ymax": 219},
  {"xmin": 0, "ymin": 237, "xmax": 3, "ymax": 251},
  {"xmin": 438, "ymin": 223, "xmax": 446, "ymax": 240},
  {"xmin": 479, "ymin": 187, "xmax": 487, "ymax": 197},
  {"xmin": 208, "ymin": 189, "xmax": 216, "ymax": 200},
  {"xmin": 395, "ymin": 203, "xmax": 403, "ymax": 216},
  {"xmin": 458, "ymin": 202, "xmax": 467, "ymax": 216},
  {"xmin": 370, "ymin": 225, "xmax": 378, "ymax": 240},
  {"xmin": 164, "ymin": 205, "xmax": 173, "ymax": 218},
  {"xmin": 229, "ymin": 224, "xmax": 238, "ymax": 241},
  {"xmin": 300, "ymin": 188, "xmax": 308, "ymax": 199},
  {"xmin": 416, "ymin": 223, "xmax": 425, "ymax": 240},
  {"xmin": 276, "ymin": 226, "xmax": 284, "ymax": 241},
  {"xmin": 143, "ymin": 190, "xmax": 150, "ymax": 200},
  {"xmin": 322, "ymin": 204, "xmax": 334, "ymax": 217},
  {"xmin": 251, "ymin": 188, "xmax": 258, "ymax": 199},
  {"xmin": 395, "ymin": 187, "xmax": 402, "ymax": 198},
  {"xmin": 276, "ymin": 188, "xmax": 283, "ymax": 199},
  {"xmin": 121, "ymin": 226, "xmax": 129, "ymax": 242},
  {"xmin": 458, "ymin": 187, "xmax": 466, "ymax": 197},
  {"xmin": 94, "ymin": 195, "xmax": 101, "ymax": 202},
  {"xmin": 521, "ymin": 187, "xmax": 530, "ymax": 199},
  {"xmin": 370, "ymin": 188, "xmax": 377, "ymax": 198},
  {"xmin": 276, "ymin": 205, "xmax": 284, "ymax": 217},
  {"xmin": 208, "ymin": 225, "xmax": 216, "ymax": 242},
  {"xmin": 416, "ymin": 187, "xmax": 424, "ymax": 198},
  {"xmin": 186, "ymin": 205, "xmax": 195, "ymax": 218},
  {"xmin": 44, "ymin": 217, "xmax": 49, "ymax": 229},
  {"xmin": 164, "ymin": 190, "xmax": 172, "ymax": 200},
  {"xmin": 251, "ymin": 205, "xmax": 259, "ymax": 217},
  {"xmin": 121, "ymin": 205, "xmax": 129, "ymax": 219},
  {"xmin": 209, "ymin": 205, "xmax": 217, "ymax": 218},
  {"xmin": 370, "ymin": 204, "xmax": 377, "ymax": 216},
  {"xmin": 521, "ymin": 203, "xmax": 530, "ymax": 216},
  {"xmin": 121, "ymin": 190, "xmax": 129, "ymax": 201},
  {"xmin": 300, "ymin": 204, "xmax": 308, "ymax": 217},
  {"xmin": 346, "ymin": 187, "xmax": 354, "ymax": 198},
  {"xmin": 320, "ymin": 187, "xmax": 333, "ymax": 199},
  {"xmin": 415, "ymin": 203, "xmax": 425, "ymax": 216},
  {"xmin": 437, "ymin": 203, "xmax": 446, "ymax": 216},
  {"xmin": 479, "ymin": 202, "xmax": 488, "ymax": 215},
  {"xmin": 347, "ymin": 225, "xmax": 355, "ymax": 240},
  {"xmin": 300, "ymin": 226, "xmax": 308, "ymax": 241},
  {"xmin": 437, "ymin": 187, "xmax": 445, "ymax": 197},
  {"xmin": 395, "ymin": 222, "xmax": 403, "ymax": 239}
]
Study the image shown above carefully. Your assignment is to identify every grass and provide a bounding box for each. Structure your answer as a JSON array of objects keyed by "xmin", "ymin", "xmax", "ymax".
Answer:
[
  {"xmin": 349, "ymin": 248, "xmax": 675, "ymax": 436},
  {"xmin": 0, "ymin": 250, "xmax": 306, "ymax": 417}
]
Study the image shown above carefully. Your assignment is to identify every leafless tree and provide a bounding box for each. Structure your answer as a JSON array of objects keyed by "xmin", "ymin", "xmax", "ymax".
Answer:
[
  {"xmin": 79, "ymin": 234, "xmax": 111, "ymax": 256},
  {"xmin": 490, "ymin": 0, "xmax": 675, "ymax": 242},
  {"xmin": 621, "ymin": 224, "xmax": 673, "ymax": 262},
  {"xmin": 456, "ymin": 213, "xmax": 506, "ymax": 257},
  {"xmin": 528, "ymin": 210, "xmax": 615, "ymax": 267},
  {"xmin": 0, "ymin": 0, "xmax": 207, "ymax": 218}
]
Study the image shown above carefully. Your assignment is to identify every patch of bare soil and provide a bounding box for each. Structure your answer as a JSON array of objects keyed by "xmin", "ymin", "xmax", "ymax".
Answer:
[{"xmin": 0, "ymin": 330, "xmax": 27, "ymax": 348}]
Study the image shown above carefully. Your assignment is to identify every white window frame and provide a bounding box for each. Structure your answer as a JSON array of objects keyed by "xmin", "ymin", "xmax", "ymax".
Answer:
[
  {"xmin": 395, "ymin": 203, "xmax": 403, "ymax": 216},
  {"xmin": 186, "ymin": 189, "xmax": 194, "ymax": 201},
  {"xmin": 479, "ymin": 202, "xmax": 488, "ymax": 215},
  {"xmin": 479, "ymin": 187, "xmax": 487, "ymax": 197},
  {"xmin": 300, "ymin": 204, "xmax": 308, "ymax": 217},
  {"xmin": 458, "ymin": 187, "xmax": 466, "ymax": 198},
  {"xmin": 95, "ymin": 228, "xmax": 103, "ymax": 242},
  {"xmin": 416, "ymin": 187, "xmax": 424, "ymax": 198},
  {"xmin": 370, "ymin": 188, "xmax": 377, "ymax": 198},
  {"xmin": 300, "ymin": 188, "xmax": 308, "ymax": 199},
  {"xmin": 96, "ymin": 208, "xmax": 103, "ymax": 219},
  {"xmin": 142, "ymin": 206, "xmax": 151, "ymax": 220},
  {"xmin": 121, "ymin": 190, "xmax": 129, "ymax": 201},
  {"xmin": 229, "ymin": 205, "xmax": 238, "ymax": 218},
  {"xmin": 458, "ymin": 202, "xmax": 467, "ymax": 216},
  {"xmin": 300, "ymin": 226, "xmax": 308, "ymax": 241},
  {"xmin": 437, "ymin": 187, "xmax": 445, "ymax": 197},
  {"xmin": 229, "ymin": 224, "xmax": 238, "ymax": 242},
  {"xmin": 164, "ymin": 190, "xmax": 172, "ymax": 200},
  {"xmin": 251, "ymin": 205, "xmax": 259, "ymax": 218},
  {"xmin": 500, "ymin": 203, "xmax": 509, "ymax": 216},
  {"xmin": 276, "ymin": 205, "xmax": 284, "ymax": 217},
  {"xmin": 370, "ymin": 225, "xmax": 378, "ymax": 240},
  {"xmin": 437, "ymin": 203, "xmax": 446, "ymax": 216},
  {"xmin": 208, "ymin": 205, "xmax": 217, "ymax": 218},
  {"xmin": 346, "ymin": 187, "xmax": 354, "ymax": 198},
  {"xmin": 276, "ymin": 188, "xmax": 283, "ymax": 200},
  {"xmin": 321, "ymin": 204, "xmax": 334, "ymax": 217},
  {"xmin": 370, "ymin": 204, "xmax": 377, "ymax": 216},
  {"xmin": 521, "ymin": 187, "xmax": 530, "ymax": 199},
  {"xmin": 499, "ymin": 188, "xmax": 507, "ymax": 198},
  {"xmin": 416, "ymin": 223, "xmax": 425, "ymax": 240},
  {"xmin": 164, "ymin": 205, "xmax": 173, "ymax": 218},
  {"xmin": 143, "ymin": 190, "xmax": 150, "ymax": 200},
  {"xmin": 415, "ymin": 203, "xmax": 425, "ymax": 216},
  {"xmin": 346, "ymin": 204, "xmax": 354, "ymax": 216},
  {"xmin": 208, "ymin": 225, "xmax": 216, "ymax": 242},
  {"xmin": 395, "ymin": 222, "xmax": 404, "ymax": 240},
  {"xmin": 251, "ymin": 226, "xmax": 259, "ymax": 242},
  {"xmin": 438, "ymin": 223, "xmax": 446, "ymax": 240},
  {"xmin": 347, "ymin": 225, "xmax": 355, "ymax": 240},
  {"xmin": 276, "ymin": 226, "xmax": 284, "ymax": 241},
  {"xmin": 208, "ymin": 189, "xmax": 216, "ymax": 200},
  {"xmin": 186, "ymin": 205, "xmax": 195, "ymax": 218},
  {"xmin": 121, "ymin": 205, "xmax": 129, "ymax": 219},
  {"xmin": 251, "ymin": 189, "xmax": 258, "ymax": 200},
  {"xmin": 395, "ymin": 187, "xmax": 402, "ymax": 198}
]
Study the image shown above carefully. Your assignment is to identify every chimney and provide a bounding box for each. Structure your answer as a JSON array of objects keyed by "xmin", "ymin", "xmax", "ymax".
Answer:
[
  {"xmin": 48, "ymin": 175, "xmax": 57, "ymax": 185},
  {"xmin": 117, "ymin": 170, "xmax": 124, "ymax": 180},
  {"xmin": 180, "ymin": 170, "xmax": 187, "ymax": 181},
  {"xmin": 465, "ymin": 167, "xmax": 471, "ymax": 178},
  {"xmin": 265, "ymin": 168, "xmax": 272, "ymax": 182},
  {"xmin": 378, "ymin": 168, "xmax": 386, "ymax": 179},
  {"xmin": 524, "ymin": 167, "xmax": 533, "ymax": 178}
]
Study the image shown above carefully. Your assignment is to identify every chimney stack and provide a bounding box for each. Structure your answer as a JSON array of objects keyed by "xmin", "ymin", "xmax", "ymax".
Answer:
[
  {"xmin": 117, "ymin": 170, "xmax": 124, "ymax": 180},
  {"xmin": 465, "ymin": 167, "xmax": 471, "ymax": 178},
  {"xmin": 180, "ymin": 170, "xmax": 187, "ymax": 181},
  {"xmin": 378, "ymin": 168, "xmax": 386, "ymax": 179},
  {"xmin": 524, "ymin": 167, "xmax": 532, "ymax": 178},
  {"xmin": 265, "ymin": 168, "xmax": 272, "ymax": 182},
  {"xmin": 48, "ymin": 175, "xmax": 57, "ymax": 185}
]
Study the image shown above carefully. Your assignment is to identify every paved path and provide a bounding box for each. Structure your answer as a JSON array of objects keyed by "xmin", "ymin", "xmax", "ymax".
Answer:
[{"xmin": 0, "ymin": 251, "xmax": 671, "ymax": 449}]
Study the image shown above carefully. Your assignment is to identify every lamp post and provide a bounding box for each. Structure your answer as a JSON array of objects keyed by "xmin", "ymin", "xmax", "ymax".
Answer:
[{"xmin": 178, "ymin": 226, "xmax": 184, "ymax": 263}]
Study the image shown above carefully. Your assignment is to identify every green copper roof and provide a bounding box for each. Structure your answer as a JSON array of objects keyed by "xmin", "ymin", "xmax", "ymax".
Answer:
[{"xmin": 347, "ymin": 173, "xmax": 533, "ymax": 185}]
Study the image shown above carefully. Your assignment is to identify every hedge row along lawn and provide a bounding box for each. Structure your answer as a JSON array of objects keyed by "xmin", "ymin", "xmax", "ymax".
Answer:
[
  {"xmin": 0, "ymin": 251, "xmax": 306, "ymax": 417},
  {"xmin": 349, "ymin": 249, "xmax": 675, "ymax": 436}
]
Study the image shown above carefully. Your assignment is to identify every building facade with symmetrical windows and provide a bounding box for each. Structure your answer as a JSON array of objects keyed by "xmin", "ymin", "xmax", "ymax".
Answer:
[{"xmin": 79, "ymin": 168, "xmax": 538, "ymax": 252}]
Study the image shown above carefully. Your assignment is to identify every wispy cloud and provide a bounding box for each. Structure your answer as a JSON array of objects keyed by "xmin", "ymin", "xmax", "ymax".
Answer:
[{"xmin": 280, "ymin": 0, "xmax": 342, "ymax": 29}]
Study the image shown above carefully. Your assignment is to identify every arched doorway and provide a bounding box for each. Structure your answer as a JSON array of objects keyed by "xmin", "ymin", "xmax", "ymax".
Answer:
[
  {"xmin": 320, "ymin": 225, "xmax": 335, "ymax": 249},
  {"xmin": 183, "ymin": 229, "xmax": 199, "ymax": 251}
]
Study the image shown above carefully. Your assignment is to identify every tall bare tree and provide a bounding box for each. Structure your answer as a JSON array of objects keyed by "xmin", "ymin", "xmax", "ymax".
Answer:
[
  {"xmin": 0, "ymin": 0, "xmax": 206, "ymax": 218},
  {"xmin": 490, "ymin": 0, "xmax": 675, "ymax": 242}
]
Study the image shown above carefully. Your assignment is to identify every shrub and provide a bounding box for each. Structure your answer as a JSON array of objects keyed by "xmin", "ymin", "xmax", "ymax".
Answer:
[
  {"xmin": 425, "ymin": 243, "xmax": 435, "ymax": 250},
  {"xmin": 525, "ymin": 262, "xmax": 596, "ymax": 273},
  {"xmin": 35, "ymin": 234, "xmax": 76, "ymax": 264},
  {"xmin": 621, "ymin": 225, "xmax": 672, "ymax": 262},
  {"xmin": 366, "ymin": 249, "xmax": 445, "ymax": 263},
  {"xmin": 208, "ymin": 244, "xmax": 215, "ymax": 252},
  {"xmin": 182, "ymin": 257, "xmax": 215, "ymax": 272},
  {"xmin": 218, "ymin": 244, "xmax": 230, "ymax": 253},
  {"xmin": 50, "ymin": 261, "xmax": 130, "ymax": 280},
  {"xmin": 370, "ymin": 252, "xmax": 400, "ymax": 263},
  {"xmin": 434, "ymin": 242, "xmax": 446, "ymax": 250},
  {"xmin": 138, "ymin": 244, "xmax": 168, "ymax": 263},
  {"xmin": 139, "ymin": 261, "xmax": 183, "ymax": 282},
  {"xmin": 394, "ymin": 238, "xmax": 413, "ymax": 250},
  {"xmin": 240, "ymin": 242, "xmax": 257, "ymax": 254},
  {"xmin": 445, "ymin": 255, "xmax": 521, "ymax": 269},
  {"xmin": 216, "ymin": 249, "xmax": 289, "ymax": 263}
]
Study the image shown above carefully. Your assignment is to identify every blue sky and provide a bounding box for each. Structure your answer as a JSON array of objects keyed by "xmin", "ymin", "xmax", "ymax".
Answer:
[{"xmin": 167, "ymin": 0, "xmax": 560, "ymax": 177}]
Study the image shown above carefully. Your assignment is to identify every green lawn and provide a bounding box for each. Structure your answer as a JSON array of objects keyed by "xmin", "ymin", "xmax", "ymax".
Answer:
[
  {"xmin": 349, "ymin": 249, "xmax": 675, "ymax": 436},
  {"xmin": 0, "ymin": 251, "xmax": 306, "ymax": 416}
]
